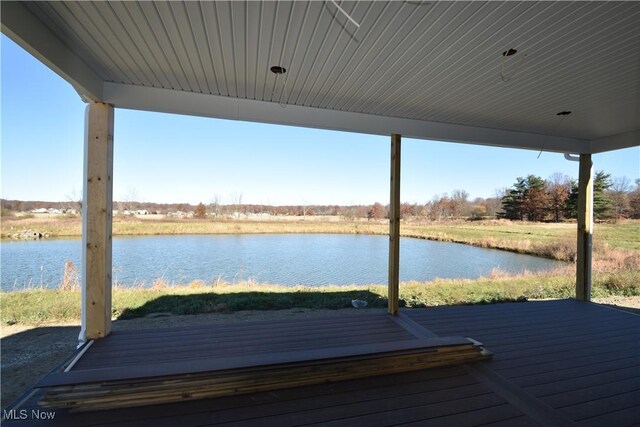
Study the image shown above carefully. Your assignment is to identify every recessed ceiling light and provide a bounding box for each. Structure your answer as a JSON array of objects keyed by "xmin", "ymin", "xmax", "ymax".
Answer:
[
  {"xmin": 502, "ymin": 48, "xmax": 518, "ymax": 57},
  {"xmin": 556, "ymin": 111, "xmax": 572, "ymax": 116},
  {"xmin": 270, "ymin": 66, "xmax": 286, "ymax": 74}
]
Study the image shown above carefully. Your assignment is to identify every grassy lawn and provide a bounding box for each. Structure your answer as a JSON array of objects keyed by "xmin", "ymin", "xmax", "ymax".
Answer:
[{"xmin": 403, "ymin": 221, "xmax": 640, "ymax": 251}]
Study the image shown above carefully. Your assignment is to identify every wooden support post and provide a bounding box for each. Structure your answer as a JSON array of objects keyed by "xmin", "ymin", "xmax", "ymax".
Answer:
[
  {"xmin": 80, "ymin": 102, "xmax": 114, "ymax": 341},
  {"xmin": 388, "ymin": 134, "xmax": 401, "ymax": 315},
  {"xmin": 576, "ymin": 154, "xmax": 593, "ymax": 302}
]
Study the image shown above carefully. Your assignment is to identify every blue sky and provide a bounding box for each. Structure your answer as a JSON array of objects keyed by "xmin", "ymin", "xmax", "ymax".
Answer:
[{"xmin": 2, "ymin": 35, "xmax": 638, "ymax": 206}]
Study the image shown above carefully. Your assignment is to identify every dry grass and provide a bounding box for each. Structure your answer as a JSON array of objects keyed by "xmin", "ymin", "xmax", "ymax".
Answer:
[
  {"xmin": 3, "ymin": 216, "xmax": 639, "ymax": 260},
  {"xmin": 2, "ymin": 267, "xmax": 638, "ymax": 325}
]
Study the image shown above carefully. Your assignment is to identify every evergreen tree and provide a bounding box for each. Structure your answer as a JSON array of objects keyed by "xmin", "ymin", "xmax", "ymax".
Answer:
[
  {"xmin": 500, "ymin": 178, "xmax": 526, "ymax": 220},
  {"xmin": 564, "ymin": 171, "xmax": 613, "ymax": 220},
  {"xmin": 521, "ymin": 175, "xmax": 548, "ymax": 221},
  {"xmin": 593, "ymin": 171, "xmax": 614, "ymax": 218}
]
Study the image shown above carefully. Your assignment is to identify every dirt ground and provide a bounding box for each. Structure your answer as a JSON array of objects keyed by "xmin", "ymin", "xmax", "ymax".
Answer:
[{"xmin": 1, "ymin": 298, "xmax": 638, "ymax": 409}]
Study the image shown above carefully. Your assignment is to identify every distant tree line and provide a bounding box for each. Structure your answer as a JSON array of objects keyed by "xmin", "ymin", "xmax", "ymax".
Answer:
[
  {"xmin": 3, "ymin": 171, "xmax": 639, "ymax": 221},
  {"xmin": 499, "ymin": 172, "xmax": 640, "ymax": 222}
]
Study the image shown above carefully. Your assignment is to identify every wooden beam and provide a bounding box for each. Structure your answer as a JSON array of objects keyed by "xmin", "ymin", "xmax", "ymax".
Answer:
[
  {"xmin": 388, "ymin": 134, "xmax": 401, "ymax": 315},
  {"xmin": 576, "ymin": 154, "xmax": 593, "ymax": 302},
  {"xmin": 80, "ymin": 103, "xmax": 114, "ymax": 341}
]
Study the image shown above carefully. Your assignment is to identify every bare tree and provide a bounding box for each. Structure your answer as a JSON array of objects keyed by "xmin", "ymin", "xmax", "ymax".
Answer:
[
  {"xmin": 367, "ymin": 202, "xmax": 385, "ymax": 220},
  {"xmin": 547, "ymin": 173, "xmax": 571, "ymax": 222},
  {"xmin": 450, "ymin": 189, "xmax": 469, "ymax": 218},
  {"xmin": 491, "ymin": 187, "xmax": 509, "ymax": 218},
  {"xmin": 122, "ymin": 187, "xmax": 140, "ymax": 211},
  {"xmin": 230, "ymin": 192, "xmax": 243, "ymax": 218},
  {"xmin": 610, "ymin": 176, "xmax": 632, "ymax": 219},
  {"xmin": 629, "ymin": 179, "xmax": 640, "ymax": 219},
  {"xmin": 64, "ymin": 188, "xmax": 82, "ymax": 212},
  {"xmin": 209, "ymin": 193, "xmax": 222, "ymax": 217}
]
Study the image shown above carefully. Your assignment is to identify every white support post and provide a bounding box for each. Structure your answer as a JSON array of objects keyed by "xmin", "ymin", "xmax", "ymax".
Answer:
[
  {"xmin": 80, "ymin": 102, "xmax": 114, "ymax": 341},
  {"xmin": 576, "ymin": 154, "xmax": 593, "ymax": 302},
  {"xmin": 388, "ymin": 134, "xmax": 401, "ymax": 315}
]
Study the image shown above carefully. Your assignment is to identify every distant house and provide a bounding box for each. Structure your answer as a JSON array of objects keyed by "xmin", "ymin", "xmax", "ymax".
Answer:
[{"xmin": 31, "ymin": 208, "xmax": 48, "ymax": 214}]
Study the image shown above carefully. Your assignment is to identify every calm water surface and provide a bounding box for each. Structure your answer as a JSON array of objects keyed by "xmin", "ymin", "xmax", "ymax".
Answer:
[{"xmin": 1, "ymin": 234, "xmax": 564, "ymax": 290}]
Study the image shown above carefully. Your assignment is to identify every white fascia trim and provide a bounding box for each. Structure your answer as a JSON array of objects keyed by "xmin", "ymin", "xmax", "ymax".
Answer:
[
  {"xmin": 104, "ymin": 83, "xmax": 590, "ymax": 153},
  {"xmin": 589, "ymin": 130, "xmax": 640, "ymax": 154},
  {"xmin": 1, "ymin": 1, "xmax": 103, "ymax": 101}
]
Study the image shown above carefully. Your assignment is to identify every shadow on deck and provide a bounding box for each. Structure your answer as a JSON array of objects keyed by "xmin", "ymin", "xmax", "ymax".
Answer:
[{"xmin": 3, "ymin": 299, "xmax": 639, "ymax": 426}]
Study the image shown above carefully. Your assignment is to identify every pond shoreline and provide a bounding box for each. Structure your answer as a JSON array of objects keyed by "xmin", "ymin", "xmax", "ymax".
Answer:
[
  {"xmin": 1, "ymin": 234, "xmax": 565, "ymax": 291},
  {"xmin": 6, "ymin": 217, "xmax": 639, "ymax": 262}
]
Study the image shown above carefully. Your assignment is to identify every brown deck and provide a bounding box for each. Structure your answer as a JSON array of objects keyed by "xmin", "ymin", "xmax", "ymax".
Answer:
[{"xmin": 3, "ymin": 299, "xmax": 639, "ymax": 426}]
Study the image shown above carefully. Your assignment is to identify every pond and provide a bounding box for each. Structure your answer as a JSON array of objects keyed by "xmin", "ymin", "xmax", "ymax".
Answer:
[{"xmin": 0, "ymin": 234, "xmax": 564, "ymax": 291}]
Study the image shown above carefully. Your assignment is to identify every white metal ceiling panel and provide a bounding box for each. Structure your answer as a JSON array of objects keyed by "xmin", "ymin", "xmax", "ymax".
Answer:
[{"xmin": 3, "ymin": 0, "xmax": 639, "ymax": 151}]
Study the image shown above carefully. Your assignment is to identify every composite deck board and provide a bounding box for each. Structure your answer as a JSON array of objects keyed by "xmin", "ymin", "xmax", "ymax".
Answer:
[
  {"xmin": 511, "ymin": 356, "xmax": 640, "ymax": 388},
  {"xmin": 490, "ymin": 339, "xmax": 638, "ymax": 372},
  {"xmin": 488, "ymin": 332, "xmax": 637, "ymax": 362},
  {"xmin": 177, "ymin": 381, "xmax": 493, "ymax": 426},
  {"xmin": 12, "ymin": 369, "xmax": 515, "ymax": 427},
  {"xmin": 479, "ymin": 415, "xmax": 540, "ymax": 427},
  {"xmin": 102, "ymin": 321, "xmax": 399, "ymax": 347},
  {"xmin": 524, "ymin": 365, "xmax": 640, "ymax": 397},
  {"xmin": 218, "ymin": 387, "xmax": 494, "ymax": 426},
  {"xmin": 398, "ymin": 404, "xmax": 526, "ymax": 427},
  {"xmin": 32, "ymin": 369, "xmax": 475, "ymax": 426},
  {"xmin": 425, "ymin": 316, "xmax": 635, "ymax": 339},
  {"xmin": 78, "ymin": 336, "xmax": 412, "ymax": 368},
  {"xmin": 577, "ymin": 405, "xmax": 640, "ymax": 427},
  {"xmin": 560, "ymin": 389, "xmax": 640, "ymax": 421},
  {"xmin": 502, "ymin": 351, "xmax": 640, "ymax": 381},
  {"xmin": 82, "ymin": 322, "xmax": 412, "ymax": 355},
  {"xmin": 538, "ymin": 377, "xmax": 640, "ymax": 408},
  {"xmin": 480, "ymin": 324, "xmax": 639, "ymax": 352},
  {"xmin": 407, "ymin": 321, "xmax": 633, "ymax": 348},
  {"xmin": 84, "ymin": 326, "xmax": 411, "ymax": 359},
  {"xmin": 5, "ymin": 299, "xmax": 638, "ymax": 427},
  {"xmin": 409, "ymin": 313, "xmax": 634, "ymax": 339},
  {"xmin": 404, "ymin": 300, "xmax": 640, "ymax": 425},
  {"xmin": 77, "ymin": 330, "xmax": 414, "ymax": 367},
  {"xmin": 75, "ymin": 315, "xmax": 415, "ymax": 369},
  {"xmin": 405, "ymin": 300, "xmax": 629, "ymax": 321},
  {"xmin": 40, "ymin": 336, "xmax": 472, "ymax": 387},
  {"xmin": 492, "ymin": 345, "xmax": 640, "ymax": 379},
  {"xmin": 103, "ymin": 317, "xmax": 406, "ymax": 344},
  {"xmin": 296, "ymin": 393, "xmax": 507, "ymax": 427},
  {"xmin": 108, "ymin": 312, "xmax": 391, "ymax": 339}
]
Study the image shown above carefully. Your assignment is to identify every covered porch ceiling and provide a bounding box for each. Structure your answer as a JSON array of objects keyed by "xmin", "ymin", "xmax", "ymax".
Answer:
[{"xmin": 2, "ymin": 0, "xmax": 639, "ymax": 154}]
